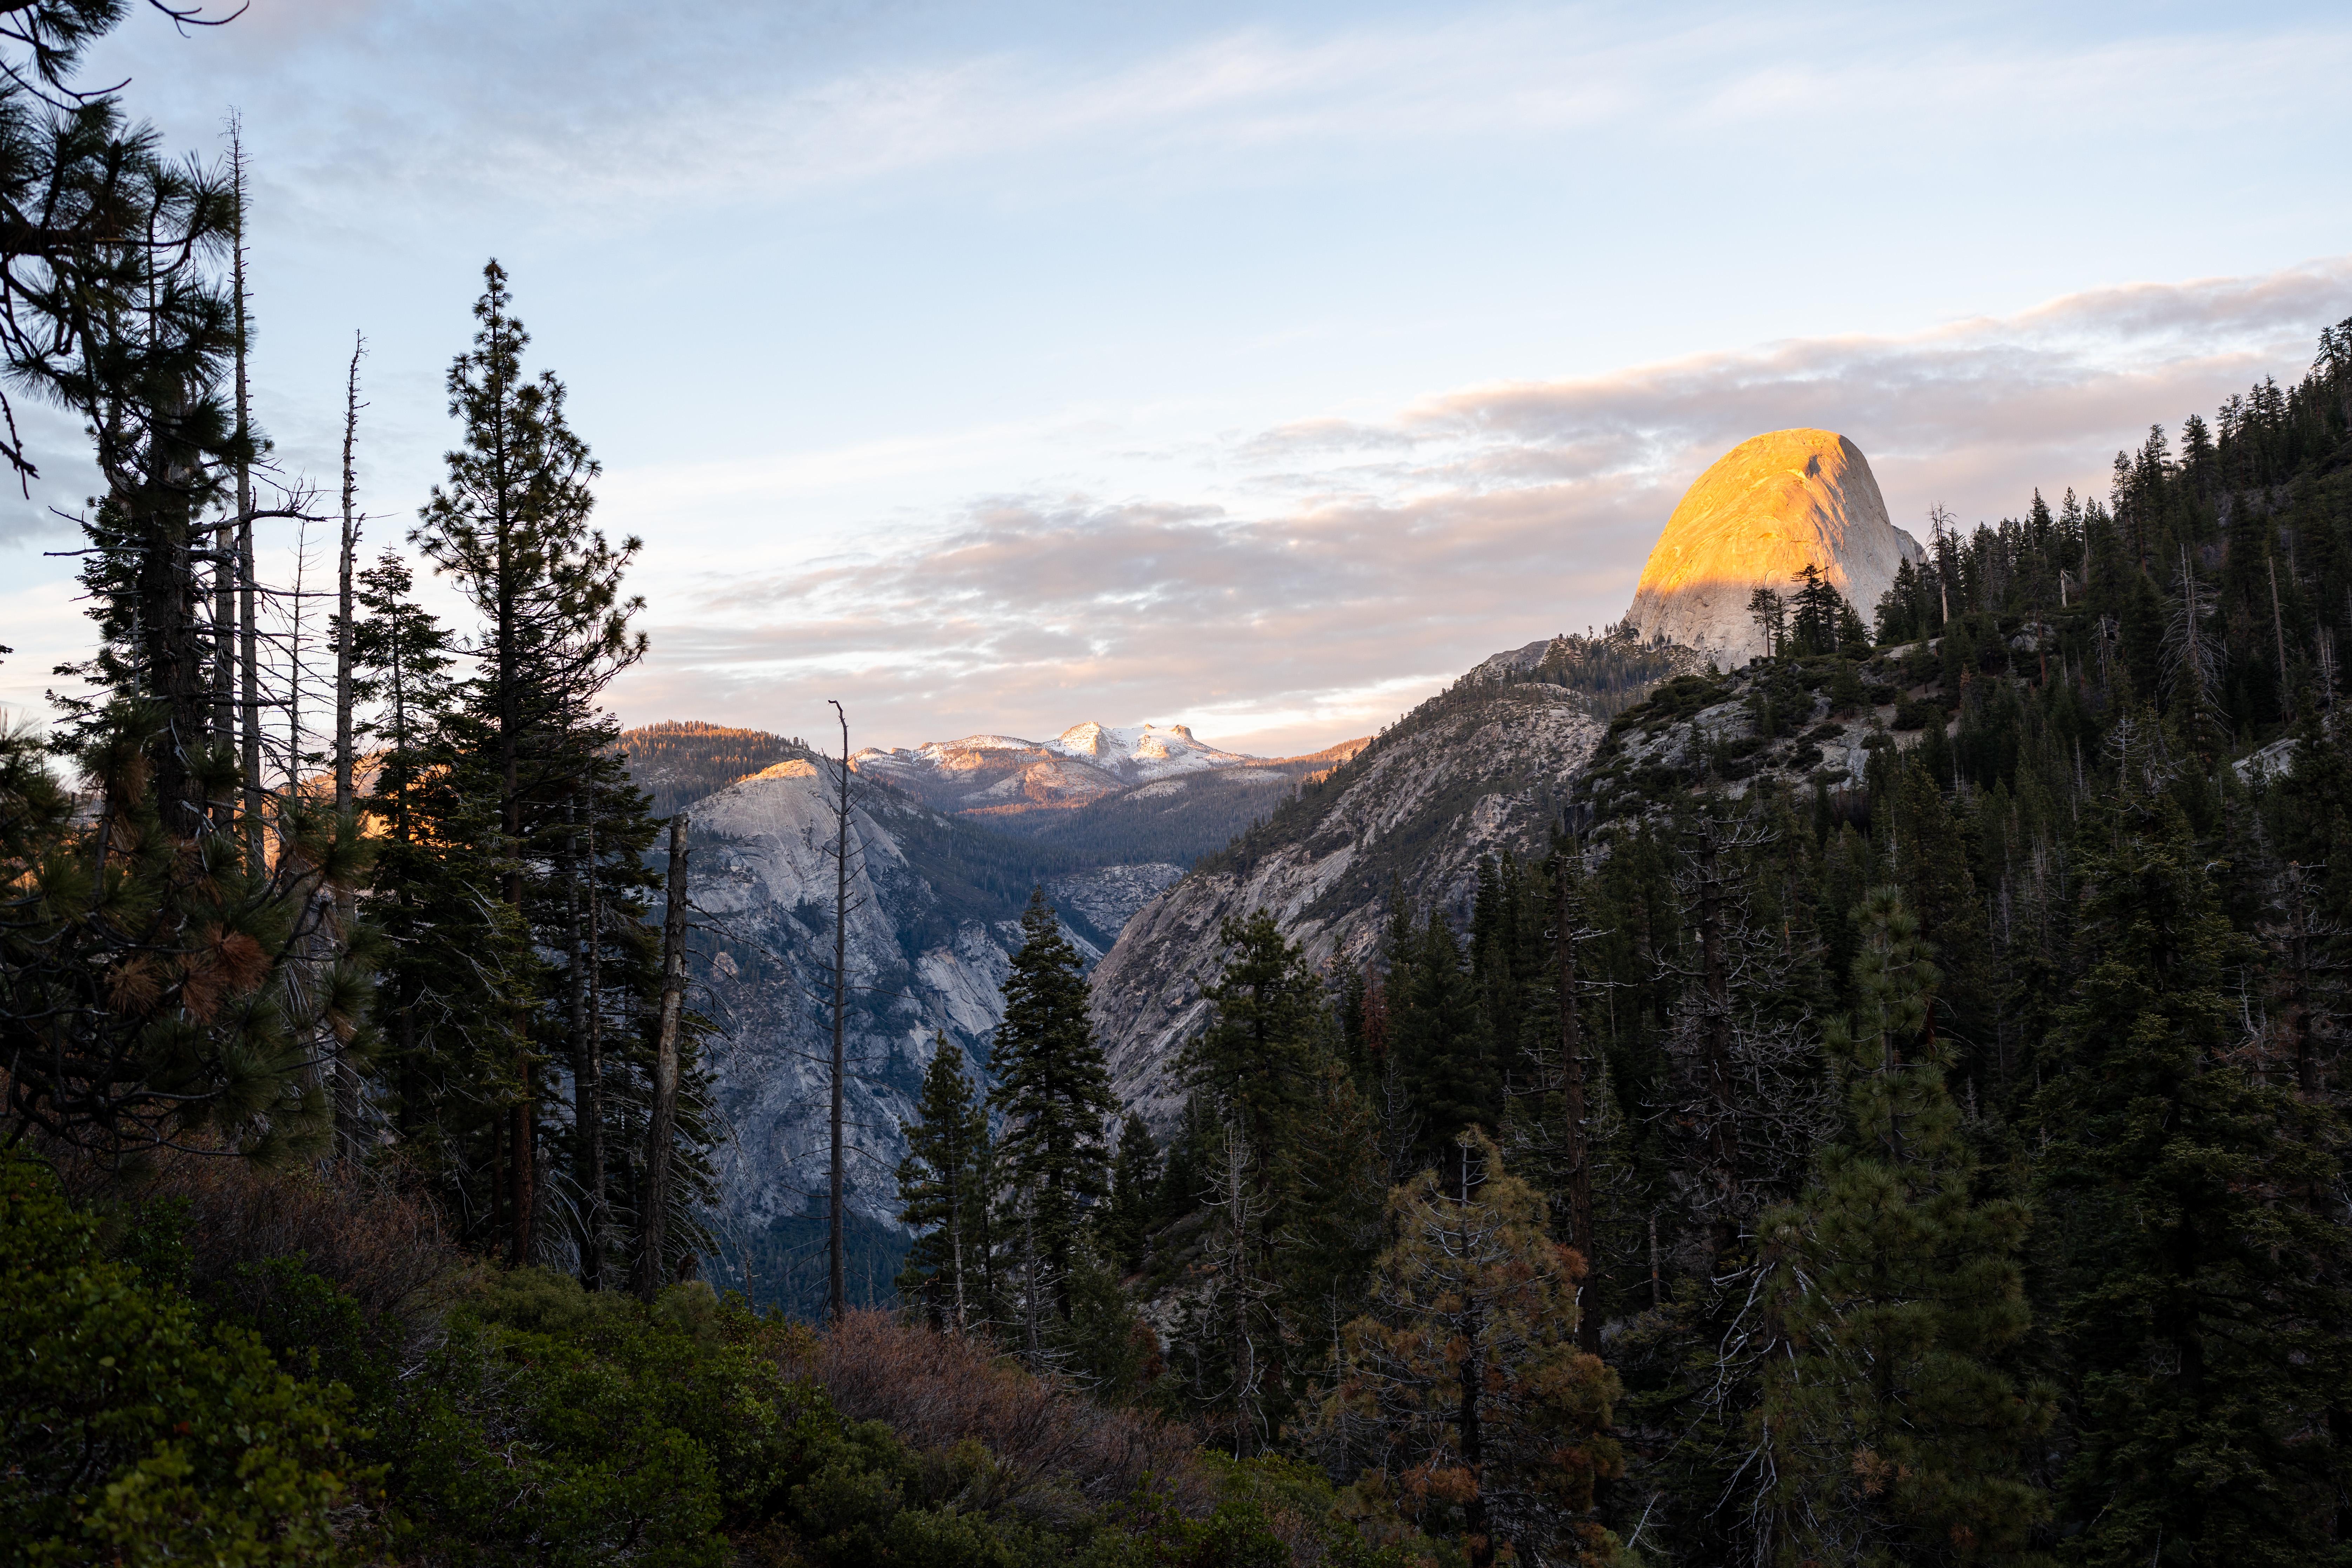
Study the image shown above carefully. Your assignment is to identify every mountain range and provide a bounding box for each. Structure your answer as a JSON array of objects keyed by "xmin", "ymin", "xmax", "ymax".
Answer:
[{"xmin": 626, "ymin": 425, "xmax": 1913, "ymax": 1305}]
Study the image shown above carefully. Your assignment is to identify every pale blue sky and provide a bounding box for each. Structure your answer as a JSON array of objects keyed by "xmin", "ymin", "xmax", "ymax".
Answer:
[{"xmin": 4, "ymin": 1, "xmax": 2348, "ymax": 754}]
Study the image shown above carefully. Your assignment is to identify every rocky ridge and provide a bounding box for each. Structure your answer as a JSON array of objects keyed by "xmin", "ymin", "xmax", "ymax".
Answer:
[{"xmin": 1090, "ymin": 680, "xmax": 1606, "ymax": 1132}]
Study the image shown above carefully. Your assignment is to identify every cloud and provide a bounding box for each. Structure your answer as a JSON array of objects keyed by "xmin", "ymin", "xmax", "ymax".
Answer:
[
  {"xmin": 112, "ymin": 4, "xmax": 2352, "ymax": 229},
  {"xmin": 620, "ymin": 257, "xmax": 2352, "ymax": 756}
]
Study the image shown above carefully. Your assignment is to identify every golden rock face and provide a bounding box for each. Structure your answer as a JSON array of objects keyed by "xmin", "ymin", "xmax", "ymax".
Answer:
[{"xmin": 1625, "ymin": 428, "xmax": 1924, "ymax": 665}]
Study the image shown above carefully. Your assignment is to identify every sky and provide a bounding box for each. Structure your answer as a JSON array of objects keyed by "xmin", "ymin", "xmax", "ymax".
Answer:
[{"xmin": 2, "ymin": 0, "xmax": 2348, "ymax": 757}]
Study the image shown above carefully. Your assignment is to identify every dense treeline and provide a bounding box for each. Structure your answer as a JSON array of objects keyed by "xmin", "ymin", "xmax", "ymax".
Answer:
[{"xmin": 619, "ymin": 720, "xmax": 809, "ymax": 819}]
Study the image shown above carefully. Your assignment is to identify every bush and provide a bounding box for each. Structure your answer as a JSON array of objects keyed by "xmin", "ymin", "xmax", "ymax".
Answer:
[
  {"xmin": 388, "ymin": 1271, "xmax": 818, "ymax": 1564},
  {"xmin": 799, "ymin": 1311, "xmax": 1209, "ymax": 1517},
  {"xmin": 0, "ymin": 1149, "xmax": 356, "ymax": 1564}
]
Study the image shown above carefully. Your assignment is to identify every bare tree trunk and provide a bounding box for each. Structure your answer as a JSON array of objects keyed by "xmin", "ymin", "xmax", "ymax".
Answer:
[
  {"xmin": 828, "ymin": 700, "xmax": 850, "ymax": 1323},
  {"xmin": 562, "ymin": 795, "xmax": 587, "ymax": 1271},
  {"xmin": 950, "ymin": 1156, "xmax": 967, "ymax": 1333},
  {"xmin": 581, "ymin": 809, "xmax": 607, "ymax": 1288},
  {"xmin": 486, "ymin": 307, "xmax": 529, "ymax": 1266},
  {"xmin": 1648, "ymin": 1209, "xmax": 1661, "ymax": 1309},
  {"xmin": 333, "ymin": 335, "xmax": 363, "ymax": 821},
  {"xmin": 1555, "ymin": 866, "xmax": 1599, "ymax": 1355},
  {"xmin": 1455, "ymin": 1177, "xmax": 1492, "ymax": 1568},
  {"xmin": 1023, "ymin": 1193, "xmax": 1042, "ymax": 1365},
  {"xmin": 229, "ymin": 119, "xmax": 262, "ymax": 865},
  {"xmin": 1228, "ymin": 1120, "xmax": 1255, "ymax": 1455},
  {"xmin": 1696, "ymin": 831, "xmax": 1738, "ymax": 1255},
  {"xmin": 639, "ymin": 810, "xmax": 690, "ymax": 1300},
  {"xmin": 210, "ymin": 518, "xmax": 235, "ymax": 831},
  {"xmin": 331, "ymin": 335, "xmax": 365, "ymax": 1160}
]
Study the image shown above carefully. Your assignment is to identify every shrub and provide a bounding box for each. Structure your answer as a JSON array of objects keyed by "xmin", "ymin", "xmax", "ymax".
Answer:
[
  {"xmin": 0, "ymin": 1148, "xmax": 356, "ymax": 1564},
  {"xmin": 388, "ymin": 1271, "xmax": 820, "ymax": 1564},
  {"xmin": 799, "ymin": 1311, "xmax": 1210, "ymax": 1516}
]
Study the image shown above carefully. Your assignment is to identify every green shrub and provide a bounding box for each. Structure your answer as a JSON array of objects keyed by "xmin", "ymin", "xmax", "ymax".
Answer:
[
  {"xmin": 0, "ymin": 1149, "xmax": 355, "ymax": 1565},
  {"xmin": 387, "ymin": 1272, "xmax": 820, "ymax": 1564}
]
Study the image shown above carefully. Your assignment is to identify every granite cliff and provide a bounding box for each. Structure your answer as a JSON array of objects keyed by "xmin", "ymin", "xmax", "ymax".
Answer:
[{"xmin": 1625, "ymin": 428, "xmax": 1924, "ymax": 664}]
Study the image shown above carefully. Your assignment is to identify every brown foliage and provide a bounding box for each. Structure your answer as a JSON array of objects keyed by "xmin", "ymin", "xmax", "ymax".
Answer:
[
  {"xmin": 53, "ymin": 1140, "xmax": 461, "ymax": 1338},
  {"xmin": 794, "ymin": 1310, "xmax": 1213, "ymax": 1514}
]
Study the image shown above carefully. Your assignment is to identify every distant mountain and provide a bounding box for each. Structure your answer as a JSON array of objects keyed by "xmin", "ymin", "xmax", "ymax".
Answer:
[
  {"xmin": 1007, "ymin": 738, "xmax": 1368, "ymax": 865},
  {"xmin": 849, "ymin": 722, "xmax": 1370, "ymax": 866},
  {"xmin": 850, "ymin": 721, "xmax": 1258, "ymax": 816},
  {"xmin": 624, "ymin": 718, "xmax": 1366, "ymax": 870}
]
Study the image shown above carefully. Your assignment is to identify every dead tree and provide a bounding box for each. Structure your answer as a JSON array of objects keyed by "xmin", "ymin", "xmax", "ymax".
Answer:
[
  {"xmin": 330, "ymin": 332, "xmax": 365, "ymax": 1157},
  {"xmin": 828, "ymin": 699, "xmax": 851, "ymax": 1323},
  {"xmin": 638, "ymin": 810, "xmax": 690, "ymax": 1300}
]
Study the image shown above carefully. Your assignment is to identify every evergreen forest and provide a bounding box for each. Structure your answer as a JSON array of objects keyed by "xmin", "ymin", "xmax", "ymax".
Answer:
[{"xmin": 11, "ymin": 5, "xmax": 2352, "ymax": 1566}]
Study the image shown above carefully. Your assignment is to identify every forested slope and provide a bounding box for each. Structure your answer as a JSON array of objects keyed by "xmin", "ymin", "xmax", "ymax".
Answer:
[{"xmin": 1068, "ymin": 319, "xmax": 2352, "ymax": 1568}]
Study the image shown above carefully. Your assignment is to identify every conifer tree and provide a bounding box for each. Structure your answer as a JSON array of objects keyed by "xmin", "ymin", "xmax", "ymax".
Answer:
[
  {"xmin": 989, "ymin": 888, "xmax": 1114, "ymax": 1318},
  {"xmin": 1389, "ymin": 903, "xmax": 1499, "ymax": 1184},
  {"xmin": 1331, "ymin": 1131, "xmax": 1623, "ymax": 1568},
  {"xmin": 1790, "ymin": 562, "xmax": 1843, "ymax": 657},
  {"xmin": 350, "ymin": 551, "xmax": 530, "ymax": 1223},
  {"xmin": 0, "ymin": 13, "xmax": 361, "ymax": 1161},
  {"xmin": 1181, "ymin": 910, "xmax": 1321, "ymax": 1170},
  {"xmin": 1098, "ymin": 1110, "xmax": 1160, "ymax": 1273},
  {"xmin": 895, "ymin": 1034, "xmax": 985, "ymax": 1332},
  {"xmin": 1755, "ymin": 889, "xmax": 2050, "ymax": 1566},
  {"xmin": 412, "ymin": 260, "xmax": 651, "ymax": 1268}
]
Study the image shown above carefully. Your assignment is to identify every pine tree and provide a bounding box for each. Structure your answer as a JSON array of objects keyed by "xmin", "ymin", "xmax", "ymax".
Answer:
[
  {"xmin": 1176, "ymin": 910, "xmax": 1374, "ymax": 1450},
  {"xmin": 349, "ymin": 551, "xmax": 533, "ymax": 1240},
  {"xmin": 989, "ymin": 887, "xmax": 1115, "ymax": 1319},
  {"xmin": 1755, "ymin": 889, "xmax": 2050, "ymax": 1566},
  {"xmin": 1330, "ymin": 1131, "xmax": 1623, "ymax": 1568},
  {"xmin": 0, "ymin": 30, "xmax": 359, "ymax": 1160},
  {"xmin": 1791, "ymin": 562, "xmax": 1843, "ymax": 657},
  {"xmin": 412, "ymin": 260, "xmax": 652, "ymax": 1268},
  {"xmin": 1098, "ymin": 1110, "xmax": 1160, "ymax": 1273},
  {"xmin": 896, "ymin": 1034, "xmax": 985, "ymax": 1332},
  {"xmin": 1749, "ymin": 585, "xmax": 1789, "ymax": 659},
  {"xmin": 1181, "ymin": 911, "xmax": 1321, "ymax": 1168},
  {"xmin": 1390, "ymin": 904, "xmax": 1499, "ymax": 1184}
]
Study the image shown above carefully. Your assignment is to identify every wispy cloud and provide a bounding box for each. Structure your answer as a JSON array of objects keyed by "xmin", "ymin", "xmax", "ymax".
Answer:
[
  {"xmin": 129, "ymin": 4, "xmax": 2352, "ymax": 225},
  {"xmin": 620, "ymin": 258, "xmax": 2352, "ymax": 755}
]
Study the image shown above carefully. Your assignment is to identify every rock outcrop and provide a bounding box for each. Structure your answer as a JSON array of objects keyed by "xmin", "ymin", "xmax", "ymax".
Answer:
[{"xmin": 1625, "ymin": 429, "xmax": 1924, "ymax": 665}]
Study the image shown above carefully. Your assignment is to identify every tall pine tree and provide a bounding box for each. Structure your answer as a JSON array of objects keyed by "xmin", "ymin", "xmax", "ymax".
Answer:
[{"xmin": 989, "ymin": 888, "xmax": 1115, "ymax": 1319}]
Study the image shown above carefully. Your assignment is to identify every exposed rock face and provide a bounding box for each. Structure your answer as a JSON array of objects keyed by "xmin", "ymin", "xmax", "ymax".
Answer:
[
  {"xmin": 689, "ymin": 762, "xmax": 1024, "ymax": 1242},
  {"xmin": 1626, "ymin": 429, "xmax": 1924, "ymax": 665},
  {"xmin": 682, "ymin": 756, "xmax": 1180, "ymax": 1305},
  {"xmin": 1089, "ymin": 682, "xmax": 1604, "ymax": 1132}
]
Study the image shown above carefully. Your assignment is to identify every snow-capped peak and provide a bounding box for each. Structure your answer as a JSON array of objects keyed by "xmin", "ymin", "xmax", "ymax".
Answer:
[{"xmin": 1043, "ymin": 722, "xmax": 1254, "ymax": 781}]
